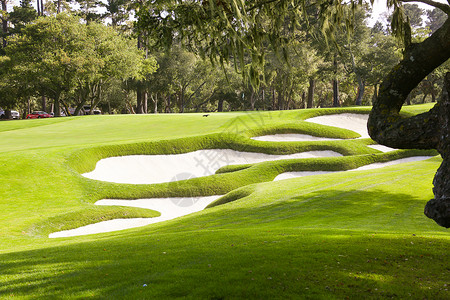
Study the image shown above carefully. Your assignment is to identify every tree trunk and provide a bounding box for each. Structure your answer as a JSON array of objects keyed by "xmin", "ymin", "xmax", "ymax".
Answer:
[
  {"xmin": 406, "ymin": 94, "xmax": 411, "ymax": 105},
  {"xmin": 180, "ymin": 87, "xmax": 186, "ymax": 113},
  {"xmin": 217, "ymin": 98, "xmax": 224, "ymax": 112},
  {"xmin": 349, "ymin": 46, "xmax": 364, "ymax": 106},
  {"xmin": 332, "ymin": 79, "xmax": 340, "ymax": 107},
  {"xmin": 422, "ymin": 92, "xmax": 428, "ymax": 103},
  {"xmin": 332, "ymin": 54, "xmax": 340, "ymax": 107},
  {"xmin": 301, "ymin": 91, "xmax": 306, "ymax": 109},
  {"xmin": 54, "ymin": 95, "xmax": 61, "ymax": 117},
  {"xmin": 372, "ymin": 84, "xmax": 378, "ymax": 105},
  {"xmin": 1, "ymin": 0, "xmax": 8, "ymax": 49},
  {"xmin": 165, "ymin": 94, "xmax": 172, "ymax": 113},
  {"xmin": 250, "ymin": 89, "xmax": 256, "ymax": 110},
  {"xmin": 151, "ymin": 93, "xmax": 158, "ymax": 114},
  {"xmin": 355, "ymin": 79, "xmax": 365, "ymax": 106},
  {"xmin": 307, "ymin": 78, "xmax": 315, "ymax": 108},
  {"xmin": 41, "ymin": 96, "xmax": 47, "ymax": 112},
  {"xmin": 136, "ymin": 85, "xmax": 143, "ymax": 114},
  {"xmin": 278, "ymin": 90, "xmax": 284, "ymax": 110},
  {"xmin": 272, "ymin": 88, "xmax": 276, "ymax": 110},
  {"xmin": 143, "ymin": 91, "xmax": 148, "ymax": 114},
  {"xmin": 368, "ymin": 18, "xmax": 450, "ymax": 228},
  {"xmin": 262, "ymin": 87, "xmax": 265, "ymax": 109}
]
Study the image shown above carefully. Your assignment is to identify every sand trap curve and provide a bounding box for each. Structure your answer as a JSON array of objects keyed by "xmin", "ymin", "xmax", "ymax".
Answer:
[
  {"xmin": 49, "ymin": 195, "xmax": 222, "ymax": 238},
  {"xmin": 83, "ymin": 149, "xmax": 343, "ymax": 184},
  {"xmin": 306, "ymin": 113, "xmax": 370, "ymax": 138},
  {"xmin": 56, "ymin": 113, "xmax": 422, "ymax": 238},
  {"xmin": 252, "ymin": 114, "xmax": 396, "ymax": 152},
  {"xmin": 251, "ymin": 134, "xmax": 341, "ymax": 142},
  {"xmin": 367, "ymin": 144, "xmax": 396, "ymax": 153},
  {"xmin": 273, "ymin": 156, "xmax": 433, "ymax": 181}
]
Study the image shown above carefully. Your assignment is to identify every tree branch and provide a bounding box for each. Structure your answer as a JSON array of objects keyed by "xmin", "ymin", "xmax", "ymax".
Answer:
[
  {"xmin": 400, "ymin": 0, "xmax": 450, "ymax": 14},
  {"xmin": 368, "ymin": 17, "xmax": 450, "ymax": 148}
]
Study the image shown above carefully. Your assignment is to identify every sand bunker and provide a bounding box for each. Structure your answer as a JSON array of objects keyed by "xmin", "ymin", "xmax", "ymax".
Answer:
[
  {"xmin": 251, "ymin": 134, "xmax": 341, "ymax": 142},
  {"xmin": 306, "ymin": 113, "xmax": 370, "ymax": 138},
  {"xmin": 83, "ymin": 149, "xmax": 343, "ymax": 184},
  {"xmin": 49, "ymin": 195, "xmax": 222, "ymax": 238},
  {"xmin": 58, "ymin": 113, "xmax": 424, "ymax": 238},
  {"xmin": 368, "ymin": 144, "xmax": 396, "ymax": 153},
  {"xmin": 273, "ymin": 156, "xmax": 433, "ymax": 181}
]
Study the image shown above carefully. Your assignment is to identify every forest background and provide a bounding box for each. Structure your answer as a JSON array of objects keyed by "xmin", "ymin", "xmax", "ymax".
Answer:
[{"xmin": 0, "ymin": 0, "xmax": 448, "ymax": 117}]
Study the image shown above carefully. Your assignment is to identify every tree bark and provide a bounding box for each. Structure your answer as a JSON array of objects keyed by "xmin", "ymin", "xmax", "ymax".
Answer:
[
  {"xmin": 143, "ymin": 91, "xmax": 148, "ymax": 114},
  {"xmin": 136, "ymin": 85, "xmax": 144, "ymax": 114},
  {"xmin": 217, "ymin": 98, "xmax": 224, "ymax": 112},
  {"xmin": 41, "ymin": 96, "xmax": 46, "ymax": 112},
  {"xmin": 272, "ymin": 88, "xmax": 276, "ymax": 110},
  {"xmin": 54, "ymin": 95, "xmax": 61, "ymax": 117},
  {"xmin": 37, "ymin": 0, "xmax": 41, "ymax": 16},
  {"xmin": 332, "ymin": 54, "xmax": 340, "ymax": 107},
  {"xmin": 355, "ymin": 80, "xmax": 365, "ymax": 106},
  {"xmin": 332, "ymin": 79, "xmax": 340, "ymax": 107},
  {"xmin": 307, "ymin": 78, "xmax": 315, "ymax": 108},
  {"xmin": 372, "ymin": 84, "xmax": 378, "ymax": 105},
  {"xmin": 368, "ymin": 18, "xmax": 450, "ymax": 228},
  {"xmin": 1, "ymin": 0, "xmax": 8, "ymax": 49},
  {"xmin": 151, "ymin": 93, "xmax": 158, "ymax": 114}
]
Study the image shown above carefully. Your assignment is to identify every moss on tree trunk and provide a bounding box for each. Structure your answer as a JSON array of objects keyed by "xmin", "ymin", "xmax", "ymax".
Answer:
[{"xmin": 368, "ymin": 18, "xmax": 450, "ymax": 228}]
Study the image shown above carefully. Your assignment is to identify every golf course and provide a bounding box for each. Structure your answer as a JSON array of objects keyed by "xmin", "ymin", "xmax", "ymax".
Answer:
[{"xmin": 1, "ymin": 104, "xmax": 448, "ymax": 299}]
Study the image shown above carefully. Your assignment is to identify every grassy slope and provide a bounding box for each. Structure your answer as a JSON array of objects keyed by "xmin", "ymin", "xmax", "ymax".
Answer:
[{"xmin": 0, "ymin": 104, "xmax": 448, "ymax": 299}]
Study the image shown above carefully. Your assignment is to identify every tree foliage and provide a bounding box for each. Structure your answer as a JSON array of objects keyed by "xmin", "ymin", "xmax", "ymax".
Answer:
[{"xmin": 3, "ymin": 13, "xmax": 148, "ymax": 115}]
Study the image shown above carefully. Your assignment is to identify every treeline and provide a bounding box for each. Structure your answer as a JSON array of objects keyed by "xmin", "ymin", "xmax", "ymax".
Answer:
[{"xmin": 0, "ymin": 0, "xmax": 448, "ymax": 116}]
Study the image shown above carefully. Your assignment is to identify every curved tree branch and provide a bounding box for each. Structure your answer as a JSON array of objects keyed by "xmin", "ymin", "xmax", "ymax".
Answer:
[
  {"xmin": 399, "ymin": 0, "xmax": 450, "ymax": 14},
  {"xmin": 368, "ymin": 17, "xmax": 450, "ymax": 148},
  {"xmin": 424, "ymin": 73, "xmax": 450, "ymax": 228},
  {"xmin": 368, "ymin": 18, "xmax": 450, "ymax": 228}
]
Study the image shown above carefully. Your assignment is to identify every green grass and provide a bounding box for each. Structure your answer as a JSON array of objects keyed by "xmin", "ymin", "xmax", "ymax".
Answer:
[{"xmin": 0, "ymin": 104, "xmax": 448, "ymax": 299}]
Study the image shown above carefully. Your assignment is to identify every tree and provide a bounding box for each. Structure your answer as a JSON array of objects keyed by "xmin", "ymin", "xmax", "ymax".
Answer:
[
  {"xmin": 9, "ymin": 0, "xmax": 38, "ymax": 35},
  {"xmin": 426, "ymin": 7, "xmax": 447, "ymax": 34},
  {"xmin": 365, "ymin": 23, "xmax": 402, "ymax": 100},
  {"xmin": 101, "ymin": 0, "xmax": 132, "ymax": 29},
  {"xmin": 403, "ymin": 3, "xmax": 425, "ymax": 28},
  {"xmin": 1, "ymin": 0, "xmax": 8, "ymax": 51},
  {"xmin": 4, "ymin": 13, "xmax": 146, "ymax": 116},
  {"xmin": 6, "ymin": 14, "xmax": 91, "ymax": 116},
  {"xmin": 137, "ymin": 0, "xmax": 450, "ymax": 227},
  {"xmin": 367, "ymin": 4, "xmax": 450, "ymax": 227}
]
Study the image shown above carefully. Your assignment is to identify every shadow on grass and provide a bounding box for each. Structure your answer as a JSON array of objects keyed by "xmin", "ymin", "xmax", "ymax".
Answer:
[
  {"xmin": 203, "ymin": 188, "xmax": 441, "ymax": 232},
  {"xmin": 1, "ymin": 190, "xmax": 448, "ymax": 299}
]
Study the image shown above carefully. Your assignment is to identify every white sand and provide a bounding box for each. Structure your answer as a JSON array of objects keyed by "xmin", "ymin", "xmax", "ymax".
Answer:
[
  {"xmin": 49, "ymin": 195, "xmax": 222, "ymax": 238},
  {"xmin": 82, "ymin": 149, "xmax": 343, "ymax": 184},
  {"xmin": 273, "ymin": 156, "xmax": 433, "ymax": 181},
  {"xmin": 306, "ymin": 113, "xmax": 370, "ymax": 138},
  {"xmin": 251, "ymin": 134, "xmax": 341, "ymax": 142},
  {"xmin": 368, "ymin": 144, "xmax": 396, "ymax": 153},
  {"xmin": 55, "ymin": 113, "xmax": 426, "ymax": 238}
]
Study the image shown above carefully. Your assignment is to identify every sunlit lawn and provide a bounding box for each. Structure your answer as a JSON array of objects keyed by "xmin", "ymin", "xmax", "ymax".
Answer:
[{"xmin": 0, "ymin": 104, "xmax": 448, "ymax": 299}]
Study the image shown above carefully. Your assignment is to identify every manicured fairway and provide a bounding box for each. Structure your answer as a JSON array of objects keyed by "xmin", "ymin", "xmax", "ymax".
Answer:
[{"xmin": 0, "ymin": 104, "xmax": 448, "ymax": 299}]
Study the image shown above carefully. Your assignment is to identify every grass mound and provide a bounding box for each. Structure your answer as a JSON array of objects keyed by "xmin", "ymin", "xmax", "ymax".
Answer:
[
  {"xmin": 28, "ymin": 206, "xmax": 161, "ymax": 237},
  {"xmin": 0, "ymin": 104, "xmax": 447, "ymax": 299}
]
